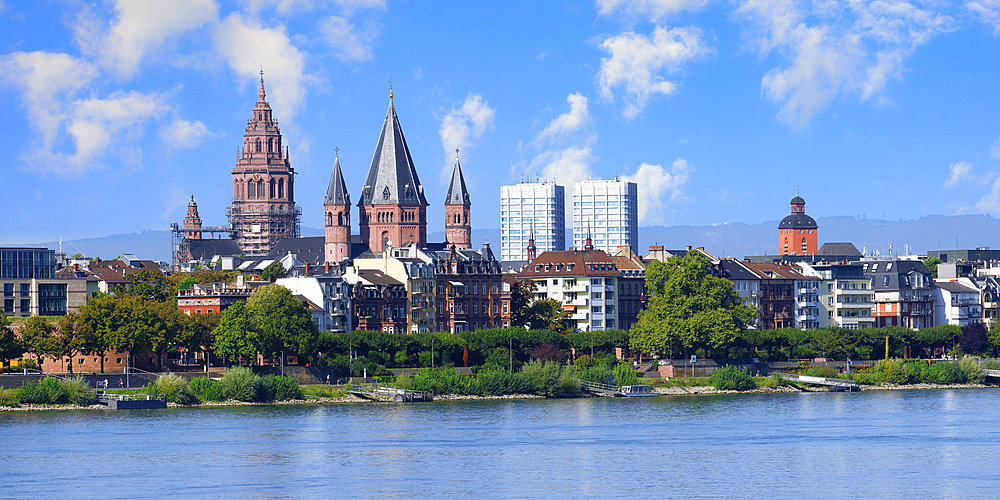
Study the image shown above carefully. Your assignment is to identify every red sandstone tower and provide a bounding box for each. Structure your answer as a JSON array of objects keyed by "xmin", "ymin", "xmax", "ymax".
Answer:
[
  {"xmin": 183, "ymin": 195, "xmax": 202, "ymax": 240},
  {"xmin": 227, "ymin": 73, "xmax": 300, "ymax": 256},
  {"xmin": 778, "ymin": 194, "xmax": 818, "ymax": 256},
  {"xmin": 324, "ymin": 152, "xmax": 352, "ymax": 264},
  {"xmin": 357, "ymin": 88, "xmax": 428, "ymax": 252},
  {"xmin": 444, "ymin": 149, "xmax": 472, "ymax": 250}
]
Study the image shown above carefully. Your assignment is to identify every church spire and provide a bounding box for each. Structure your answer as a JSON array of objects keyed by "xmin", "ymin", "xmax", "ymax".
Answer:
[
  {"xmin": 444, "ymin": 149, "xmax": 471, "ymax": 206},
  {"xmin": 258, "ymin": 68, "xmax": 266, "ymax": 101},
  {"xmin": 325, "ymin": 150, "xmax": 350, "ymax": 205}
]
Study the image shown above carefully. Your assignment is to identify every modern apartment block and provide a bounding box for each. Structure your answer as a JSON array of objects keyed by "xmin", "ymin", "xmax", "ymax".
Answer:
[
  {"xmin": 798, "ymin": 262, "xmax": 876, "ymax": 329},
  {"xmin": 500, "ymin": 181, "xmax": 565, "ymax": 262},
  {"xmin": 572, "ymin": 179, "xmax": 638, "ymax": 254},
  {"xmin": 863, "ymin": 259, "xmax": 935, "ymax": 329},
  {"xmin": 517, "ymin": 249, "xmax": 623, "ymax": 332},
  {"xmin": 1, "ymin": 248, "xmax": 88, "ymax": 317}
]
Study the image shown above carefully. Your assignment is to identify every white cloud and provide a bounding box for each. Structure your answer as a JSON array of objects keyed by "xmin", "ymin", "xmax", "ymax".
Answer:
[
  {"xmin": 967, "ymin": 0, "xmax": 1000, "ymax": 36},
  {"xmin": 734, "ymin": 0, "xmax": 954, "ymax": 128},
  {"xmin": 332, "ymin": 0, "xmax": 386, "ymax": 16},
  {"xmin": 73, "ymin": 0, "xmax": 219, "ymax": 78},
  {"xmin": 317, "ymin": 16, "xmax": 373, "ymax": 62},
  {"xmin": 596, "ymin": 0, "xmax": 708, "ymax": 21},
  {"xmin": 439, "ymin": 93, "xmax": 496, "ymax": 179},
  {"xmin": 598, "ymin": 26, "xmax": 711, "ymax": 120},
  {"xmin": 529, "ymin": 93, "xmax": 598, "ymax": 192},
  {"xmin": 976, "ymin": 177, "xmax": 1000, "ymax": 214},
  {"xmin": 62, "ymin": 90, "xmax": 173, "ymax": 171},
  {"xmin": 213, "ymin": 13, "xmax": 312, "ymax": 119},
  {"xmin": 160, "ymin": 118, "xmax": 219, "ymax": 150},
  {"xmin": 945, "ymin": 160, "xmax": 973, "ymax": 188},
  {"xmin": 623, "ymin": 158, "xmax": 693, "ymax": 224},
  {"xmin": 0, "ymin": 51, "xmax": 98, "ymax": 155},
  {"xmin": 537, "ymin": 93, "xmax": 592, "ymax": 144}
]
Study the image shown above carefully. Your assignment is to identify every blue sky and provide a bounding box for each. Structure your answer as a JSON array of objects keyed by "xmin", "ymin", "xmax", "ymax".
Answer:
[{"xmin": 1, "ymin": 0, "xmax": 998, "ymax": 245}]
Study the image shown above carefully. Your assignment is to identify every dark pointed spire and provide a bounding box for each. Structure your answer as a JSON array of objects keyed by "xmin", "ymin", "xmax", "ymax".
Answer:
[
  {"xmin": 325, "ymin": 151, "xmax": 350, "ymax": 205},
  {"xmin": 358, "ymin": 93, "xmax": 428, "ymax": 206},
  {"xmin": 445, "ymin": 149, "xmax": 471, "ymax": 206}
]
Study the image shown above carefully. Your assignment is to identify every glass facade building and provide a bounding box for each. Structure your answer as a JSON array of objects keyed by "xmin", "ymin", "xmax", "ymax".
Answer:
[
  {"xmin": 572, "ymin": 179, "xmax": 638, "ymax": 253},
  {"xmin": 500, "ymin": 182, "xmax": 565, "ymax": 262}
]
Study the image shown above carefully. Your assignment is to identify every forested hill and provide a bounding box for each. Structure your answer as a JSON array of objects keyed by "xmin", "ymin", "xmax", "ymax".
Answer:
[{"xmin": 10, "ymin": 214, "xmax": 1000, "ymax": 263}]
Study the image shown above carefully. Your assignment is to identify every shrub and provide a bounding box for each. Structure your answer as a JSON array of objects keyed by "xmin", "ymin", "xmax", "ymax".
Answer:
[
  {"xmin": 0, "ymin": 388, "xmax": 21, "ymax": 406},
  {"xmin": 222, "ymin": 367, "xmax": 260, "ymax": 402},
  {"xmin": 709, "ymin": 366, "xmax": 756, "ymax": 391},
  {"xmin": 19, "ymin": 378, "xmax": 65, "ymax": 404},
  {"xmin": 871, "ymin": 359, "xmax": 911, "ymax": 385},
  {"xmin": 146, "ymin": 373, "xmax": 197, "ymax": 404},
  {"xmin": 573, "ymin": 355, "xmax": 597, "ymax": 369},
  {"xmin": 959, "ymin": 357, "xmax": 985, "ymax": 384},
  {"xmin": 189, "ymin": 377, "xmax": 225, "ymax": 402},
  {"xmin": 556, "ymin": 370, "xmax": 581, "ymax": 396},
  {"xmin": 60, "ymin": 376, "xmax": 96, "ymax": 406},
  {"xmin": 265, "ymin": 375, "xmax": 302, "ymax": 401},
  {"xmin": 757, "ymin": 372, "xmax": 784, "ymax": 388},
  {"xmin": 476, "ymin": 369, "xmax": 525, "ymax": 395},
  {"xmin": 804, "ymin": 366, "xmax": 840, "ymax": 378},
  {"xmin": 520, "ymin": 360, "xmax": 564, "ymax": 396},
  {"xmin": 396, "ymin": 367, "xmax": 474, "ymax": 395},
  {"xmin": 926, "ymin": 362, "xmax": 966, "ymax": 384},
  {"xmin": 612, "ymin": 361, "xmax": 640, "ymax": 387},
  {"xmin": 301, "ymin": 385, "xmax": 346, "ymax": 399},
  {"xmin": 531, "ymin": 343, "xmax": 565, "ymax": 362}
]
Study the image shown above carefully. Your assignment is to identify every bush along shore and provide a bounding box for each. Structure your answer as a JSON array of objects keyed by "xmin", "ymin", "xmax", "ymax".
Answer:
[{"xmin": 3, "ymin": 357, "xmax": 998, "ymax": 411}]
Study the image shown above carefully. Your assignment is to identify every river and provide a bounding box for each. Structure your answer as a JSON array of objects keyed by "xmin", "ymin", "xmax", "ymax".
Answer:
[{"xmin": 2, "ymin": 389, "xmax": 998, "ymax": 498}]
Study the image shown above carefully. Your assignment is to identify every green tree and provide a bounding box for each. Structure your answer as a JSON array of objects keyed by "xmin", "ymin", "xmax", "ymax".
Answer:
[
  {"xmin": 259, "ymin": 261, "xmax": 286, "ymax": 282},
  {"xmin": 524, "ymin": 298, "xmax": 570, "ymax": 333},
  {"xmin": 20, "ymin": 316, "xmax": 55, "ymax": 371},
  {"xmin": 923, "ymin": 257, "xmax": 942, "ymax": 279},
  {"xmin": 629, "ymin": 251, "xmax": 757, "ymax": 358},
  {"xmin": 125, "ymin": 269, "xmax": 171, "ymax": 302},
  {"xmin": 0, "ymin": 313, "xmax": 24, "ymax": 365},
  {"xmin": 509, "ymin": 280, "xmax": 535, "ymax": 328},
  {"xmin": 247, "ymin": 284, "xmax": 319, "ymax": 363},
  {"xmin": 50, "ymin": 314, "xmax": 84, "ymax": 373},
  {"xmin": 212, "ymin": 302, "xmax": 257, "ymax": 365}
]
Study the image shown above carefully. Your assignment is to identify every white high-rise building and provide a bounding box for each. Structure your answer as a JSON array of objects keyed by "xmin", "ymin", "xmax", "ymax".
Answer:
[
  {"xmin": 573, "ymin": 178, "xmax": 638, "ymax": 253},
  {"xmin": 500, "ymin": 181, "xmax": 565, "ymax": 262}
]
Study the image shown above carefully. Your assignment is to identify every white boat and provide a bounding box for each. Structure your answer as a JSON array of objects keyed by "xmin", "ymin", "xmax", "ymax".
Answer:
[{"xmin": 614, "ymin": 385, "xmax": 656, "ymax": 397}]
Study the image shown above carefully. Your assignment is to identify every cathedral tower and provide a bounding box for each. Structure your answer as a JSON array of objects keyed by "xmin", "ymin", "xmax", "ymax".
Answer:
[
  {"xmin": 324, "ymin": 152, "xmax": 352, "ymax": 263},
  {"xmin": 183, "ymin": 195, "xmax": 202, "ymax": 240},
  {"xmin": 444, "ymin": 149, "xmax": 471, "ymax": 249},
  {"xmin": 357, "ymin": 89, "xmax": 429, "ymax": 252},
  {"xmin": 227, "ymin": 73, "xmax": 301, "ymax": 256}
]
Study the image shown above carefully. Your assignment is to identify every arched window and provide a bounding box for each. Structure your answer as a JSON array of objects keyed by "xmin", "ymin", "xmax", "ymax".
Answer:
[
  {"xmin": 267, "ymin": 139, "xmax": 273, "ymax": 153},
  {"xmin": 257, "ymin": 180, "xmax": 265, "ymax": 199},
  {"xmin": 464, "ymin": 214, "xmax": 468, "ymax": 225},
  {"xmin": 783, "ymin": 240, "xmax": 788, "ymax": 255},
  {"xmin": 326, "ymin": 213, "xmax": 332, "ymax": 226},
  {"xmin": 278, "ymin": 178, "xmax": 284, "ymax": 199},
  {"xmin": 248, "ymin": 180, "xmax": 256, "ymax": 199},
  {"xmin": 338, "ymin": 213, "xmax": 344, "ymax": 226},
  {"xmin": 801, "ymin": 238, "xmax": 808, "ymax": 254},
  {"xmin": 256, "ymin": 139, "xmax": 262, "ymax": 153},
  {"xmin": 269, "ymin": 179, "xmax": 275, "ymax": 199}
]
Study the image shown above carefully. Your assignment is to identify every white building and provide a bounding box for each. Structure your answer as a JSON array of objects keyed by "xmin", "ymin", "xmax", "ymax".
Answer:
[
  {"xmin": 275, "ymin": 274, "xmax": 352, "ymax": 333},
  {"xmin": 516, "ymin": 249, "xmax": 622, "ymax": 331},
  {"xmin": 500, "ymin": 181, "xmax": 565, "ymax": 262},
  {"xmin": 798, "ymin": 262, "xmax": 876, "ymax": 330},
  {"xmin": 934, "ymin": 278, "xmax": 982, "ymax": 327},
  {"xmin": 572, "ymin": 179, "xmax": 638, "ymax": 253}
]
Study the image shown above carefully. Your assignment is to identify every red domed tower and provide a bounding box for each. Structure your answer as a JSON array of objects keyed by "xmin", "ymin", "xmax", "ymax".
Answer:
[
  {"xmin": 778, "ymin": 194, "xmax": 818, "ymax": 256},
  {"xmin": 227, "ymin": 72, "xmax": 301, "ymax": 256},
  {"xmin": 444, "ymin": 149, "xmax": 472, "ymax": 250}
]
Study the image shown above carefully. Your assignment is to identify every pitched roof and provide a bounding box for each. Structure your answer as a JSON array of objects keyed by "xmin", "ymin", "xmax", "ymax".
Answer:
[
  {"xmin": 267, "ymin": 237, "xmax": 324, "ymax": 265},
  {"xmin": 187, "ymin": 239, "xmax": 241, "ymax": 260},
  {"xmin": 444, "ymin": 156, "xmax": 471, "ymax": 205},
  {"xmin": 935, "ymin": 281, "xmax": 979, "ymax": 294},
  {"xmin": 778, "ymin": 213, "xmax": 817, "ymax": 229},
  {"xmin": 517, "ymin": 249, "xmax": 621, "ymax": 278},
  {"xmin": 358, "ymin": 99, "xmax": 428, "ymax": 206},
  {"xmin": 717, "ymin": 260, "xmax": 759, "ymax": 281},
  {"xmin": 743, "ymin": 262, "xmax": 816, "ymax": 280},
  {"xmin": 324, "ymin": 155, "xmax": 350, "ymax": 205},
  {"xmin": 817, "ymin": 242, "xmax": 862, "ymax": 257}
]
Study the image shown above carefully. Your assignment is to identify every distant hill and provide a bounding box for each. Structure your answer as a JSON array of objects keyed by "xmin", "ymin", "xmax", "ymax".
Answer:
[{"xmin": 12, "ymin": 215, "xmax": 999, "ymax": 264}]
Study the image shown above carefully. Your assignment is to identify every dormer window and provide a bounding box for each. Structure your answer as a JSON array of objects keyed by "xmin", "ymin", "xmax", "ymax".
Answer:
[{"xmin": 383, "ymin": 186, "xmax": 391, "ymax": 200}]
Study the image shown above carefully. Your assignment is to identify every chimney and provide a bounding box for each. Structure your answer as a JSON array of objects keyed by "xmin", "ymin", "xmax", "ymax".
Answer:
[
  {"xmin": 325, "ymin": 262, "xmax": 331, "ymax": 273},
  {"xmin": 686, "ymin": 245, "xmax": 692, "ymax": 252},
  {"xmin": 73, "ymin": 264, "xmax": 79, "ymax": 271}
]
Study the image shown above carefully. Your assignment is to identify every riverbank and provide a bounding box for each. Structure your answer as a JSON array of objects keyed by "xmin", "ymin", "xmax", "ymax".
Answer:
[{"xmin": 4, "ymin": 382, "xmax": 998, "ymax": 411}]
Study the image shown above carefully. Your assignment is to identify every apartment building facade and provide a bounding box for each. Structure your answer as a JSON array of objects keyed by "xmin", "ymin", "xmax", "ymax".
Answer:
[
  {"xmin": 500, "ymin": 181, "xmax": 565, "ymax": 262},
  {"xmin": 572, "ymin": 179, "xmax": 638, "ymax": 254}
]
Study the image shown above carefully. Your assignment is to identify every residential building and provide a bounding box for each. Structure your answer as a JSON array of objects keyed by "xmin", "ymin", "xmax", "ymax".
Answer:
[
  {"xmin": 1, "ymin": 248, "xmax": 89, "ymax": 317},
  {"xmin": 609, "ymin": 246, "xmax": 647, "ymax": 331},
  {"xmin": 927, "ymin": 247, "xmax": 1000, "ymax": 264},
  {"xmin": 713, "ymin": 259, "xmax": 762, "ymax": 328},
  {"xmin": 344, "ymin": 268, "xmax": 408, "ymax": 333},
  {"xmin": 572, "ymin": 178, "xmax": 638, "ymax": 254},
  {"xmin": 276, "ymin": 272, "xmax": 353, "ymax": 333},
  {"xmin": 977, "ymin": 275, "xmax": 1000, "ymax": 328},
  {"xmin": 352, "ymin": 243, "xmax": 437, "ymax": 333},
  {"xmin": 798, "ymin": 262, "xmax": 875, "ymax": 329},
  {"xmin": 934, "ymin": 278, "xmax": 982, "ymax": 327},
  {"xmin": 176, "ymin": 281, "xmax": 254, "ymax": 316},
  {"xmin": 778, "ymin": 194, "xmax": 818, "ymax": 256},
  {"xmin": 500, "ymin": 181, "xmax": 565, "ymax": 262},
  {"xmin": 743, "ymin": 262, "xmax": 818, "ymax": 329},
  {"xmin": 862, "ymin": 260, "xmax": 935, "ymax": 329},
  {"xmin": 517, "ymin": 249, "xmax": 622, "ymax": 332},
  {"xmin": 427, "ymin": 242, "xmax": 504, "ymax": 333},
  {"xmin": 226, "ymin": 75, "xmax": 301, "ymax": 256}
]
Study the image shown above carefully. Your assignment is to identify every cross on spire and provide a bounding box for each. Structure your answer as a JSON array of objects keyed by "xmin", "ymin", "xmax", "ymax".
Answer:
[
  {"xmin": 388, "ymin": 78, "xmax": 394, "ymax": 100},
  {"xmin": 334, "ymin": 147, "xmax": 340, "ymax": 156},
  {"xmin": 455, "ymin": 148, "xmax": 460, "ymax": 159},
  {"xmin": 259, "ymin": 67, "xmax": 264, "ymax": 81}
]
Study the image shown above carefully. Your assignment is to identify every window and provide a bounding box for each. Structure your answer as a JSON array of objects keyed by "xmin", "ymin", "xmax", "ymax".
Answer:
[
  {"xmin": 20, "ymin": 299, "xmax": 29, "ymax": 314},
  {"xmin": 19, "ymin": 284, "xmax": 29, "ymax": 297},
  {"xmin": 592, "ymin": 306, "xmax": 602, "ymax": 313},
  {"xmin": 3, "ymin": 284, "xmax": 11, "ymax": 297},
  {"xmin": 3, "ymin": 299, "xmax": 12, "ymax": 313}
]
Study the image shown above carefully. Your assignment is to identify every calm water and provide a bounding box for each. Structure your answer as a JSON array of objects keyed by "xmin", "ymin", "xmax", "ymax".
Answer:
[{"xmin": 2, "ymin": 389, "xmax": 999, "ymax": 499}]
